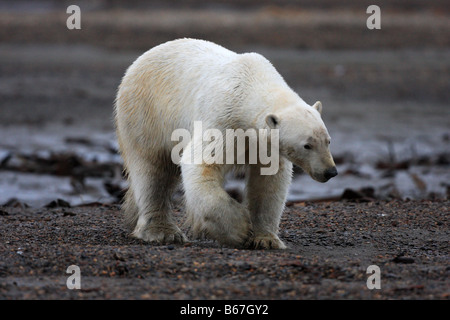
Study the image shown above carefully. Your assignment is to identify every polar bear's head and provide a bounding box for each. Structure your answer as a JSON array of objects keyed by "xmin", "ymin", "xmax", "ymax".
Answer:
[{"xmin": 266, "ymin": 101, "xmax": 338, "ymax": 183}]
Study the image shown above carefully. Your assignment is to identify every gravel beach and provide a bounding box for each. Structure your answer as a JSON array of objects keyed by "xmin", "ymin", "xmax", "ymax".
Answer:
[{"xmin": 0, "ymin": 200, "xmax": 448, "ymax": 299}]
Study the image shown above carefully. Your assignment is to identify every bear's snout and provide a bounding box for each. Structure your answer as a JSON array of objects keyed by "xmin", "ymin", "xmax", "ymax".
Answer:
[{"xmin": 323, "ymin": 166, "xmax": 338, "ymax": 181}]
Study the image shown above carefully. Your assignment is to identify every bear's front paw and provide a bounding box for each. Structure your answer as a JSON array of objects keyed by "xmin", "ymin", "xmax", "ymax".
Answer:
[
  {"xmin": 132, "ymin": 223, "xmax": 188, "ymax": 245},
  {"xmin": 192, "ymin": 200, "xmax": 252, "ymax": 248},
  {"xmin": 246, "ymin": 233, "xmax": 287, "ymax": 250}
]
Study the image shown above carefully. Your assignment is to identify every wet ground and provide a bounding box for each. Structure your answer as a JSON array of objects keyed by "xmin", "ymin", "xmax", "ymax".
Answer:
[{"xmin": 0, "ymin": 44, "xmax": 448, "ymax": 206}]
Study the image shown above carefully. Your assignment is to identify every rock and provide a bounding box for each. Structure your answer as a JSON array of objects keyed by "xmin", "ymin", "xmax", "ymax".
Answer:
[
  {"xmin": 341, "ymin": 187, "xmax": 375, "ymax": 202},
  {"xmin": 44, "ymin": 199, "xmax": 71, "ymax": 208},
  {"xmin": 392, "ymin": 256, "xmax": 415, "ymax": 264},
  {"xmin": 2, "ymin": 198, "xmax": 29, "ymax": 208}
]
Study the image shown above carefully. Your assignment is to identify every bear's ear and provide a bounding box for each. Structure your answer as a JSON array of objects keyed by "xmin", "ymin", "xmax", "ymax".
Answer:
[
  {"xmin": 265, "ymin": 114, "xmax": 280, "ymax": 129},
  {"xmin": 313, "ymin": 101, "xmax": 322, "ymax": 115}
]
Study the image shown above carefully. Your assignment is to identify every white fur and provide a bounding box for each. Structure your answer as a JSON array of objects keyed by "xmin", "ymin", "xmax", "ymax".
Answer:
[{"xmin": 114, "ymin": 38, "xmax": 336, "ymax": 249}]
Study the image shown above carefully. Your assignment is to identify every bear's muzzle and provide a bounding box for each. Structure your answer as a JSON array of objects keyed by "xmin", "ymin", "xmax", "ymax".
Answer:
[{"xmin": 323, "ymin": 166, "xmax": 338, "ymax": 181}]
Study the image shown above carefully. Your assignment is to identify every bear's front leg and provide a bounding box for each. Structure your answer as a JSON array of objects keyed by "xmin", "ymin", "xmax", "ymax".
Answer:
[
  {"xmin": 182, "ymin": 162, "xmax": 252, "ymax": 248},
  {"xmin": 245, "ymin": 158, "xmax": 293, "ymax": 249}
]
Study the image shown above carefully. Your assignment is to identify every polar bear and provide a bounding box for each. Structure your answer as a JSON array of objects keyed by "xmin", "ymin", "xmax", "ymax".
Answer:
[{"xmin": 114, "ymin": 38, "xmax": 337, "ymax": 249}]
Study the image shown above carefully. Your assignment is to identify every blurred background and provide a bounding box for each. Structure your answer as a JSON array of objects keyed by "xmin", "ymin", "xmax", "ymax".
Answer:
[{"xmin": 0, "ymin": 0, "xmax": 449, "ymax": 207}]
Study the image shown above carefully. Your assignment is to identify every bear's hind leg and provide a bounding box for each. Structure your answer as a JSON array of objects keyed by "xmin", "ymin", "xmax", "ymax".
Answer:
[{"xmin": 127, "ymin": 157, "xmax": 187, "ymax": 244}]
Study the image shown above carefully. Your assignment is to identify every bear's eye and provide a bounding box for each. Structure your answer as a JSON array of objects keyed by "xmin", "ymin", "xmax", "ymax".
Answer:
[{"xmin": 304, "ymin": 144, "xmax": 312, "ymax": 150}]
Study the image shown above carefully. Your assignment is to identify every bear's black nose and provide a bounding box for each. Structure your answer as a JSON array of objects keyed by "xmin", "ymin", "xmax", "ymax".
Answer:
[{"xmin": 324, "ymin": 167, "xmax": 338, "ymax": 180}]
